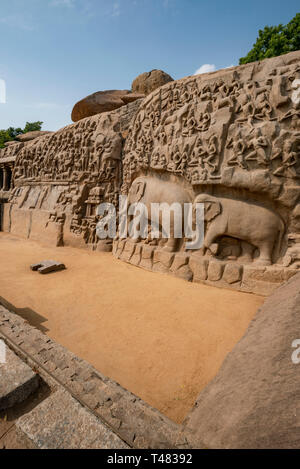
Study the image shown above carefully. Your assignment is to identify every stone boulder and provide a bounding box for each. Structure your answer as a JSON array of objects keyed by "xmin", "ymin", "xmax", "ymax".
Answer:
[
  {"xmin": 4, "ymin": 141, "xmax": 19, "ymax": 147},
  {"xmin": 131, "ymin": 69, "xmax": 174, "ymax": 95},
  {"xmin": 16, "ymin": 131, "xmax": 53, "ymax": 142},
  {"xmin": 184, "ymin": 273, "xmax": 300, "ymax": 449},
  {"xmin": 71, "ymin": 90, "xmax": 144, "ymax": 122}
]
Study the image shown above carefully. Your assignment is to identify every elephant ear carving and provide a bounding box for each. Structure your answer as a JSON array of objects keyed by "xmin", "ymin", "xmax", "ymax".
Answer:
[
  {"xmin": 132, "ymin": 181, "xmax": 146, "ymax": 202},
  {"xmin": 206, "ymin": 200, "xmax": 221, "ymax": 221}
]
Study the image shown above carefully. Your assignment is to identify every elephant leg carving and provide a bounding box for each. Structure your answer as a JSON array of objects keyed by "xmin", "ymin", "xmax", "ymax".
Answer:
[
  {"xmin": 163, "ymin": 237, "xmax": 179, "ymax": 252},
  {"xmin": 255, "ymin": 242, "xmax": 273, "ymax": 266},
  {"xmin": 204, "ymin": 225, "xmax": 219, "ymax": 253},
  {"xmin": 240, "ymin": 241, "xmax": 254, "ymax": 262}
]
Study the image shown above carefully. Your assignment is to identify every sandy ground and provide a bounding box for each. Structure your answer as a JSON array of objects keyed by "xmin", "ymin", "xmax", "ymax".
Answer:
[{"xmin": 0, "ymin": 233, "xmax": 264, "ymax": 423}]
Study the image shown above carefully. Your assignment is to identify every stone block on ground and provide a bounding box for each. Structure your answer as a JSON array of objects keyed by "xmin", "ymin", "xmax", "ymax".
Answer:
[
  {"xmin": 119, "ymin": 240, "xmax": 136, "ymax": 262},
  {"xmin": 207, "ymin": 261, "xmax": 224, "ymax": 282},
  {"xmin": 223, "ymin": 263, "xmax": 243, "ymax": 284},
  {"xmin": 0, "ymin": 346, "xmax": 39, "ymax": 411},
  {"xmin": 130, "ymin": 244, "xmax": 142, "ymax": 266},
  {"xmin": 153, "ymin": 249, "xmax": 174, "ymax": 273},
  {"xmin": 16, "ymin": 389, "xmax": 129, "ymax": 449},
  {"xmin": 30, "ymin": 260, "xmax": 66, "ymax": 274},
  {"xmin": 96, "ymin": 240, "xmax": 113, "ymax": 252},
  {"xmin": 190, "ymin": 257, "xmax": 209, "ymax": 282},
  {"xmin": 170, "ymin": 253, "xmax": 193, "ymax": 281},
  {"xmin": 139, "ymin": 245, "xmax": 154, "ymax": 270}
]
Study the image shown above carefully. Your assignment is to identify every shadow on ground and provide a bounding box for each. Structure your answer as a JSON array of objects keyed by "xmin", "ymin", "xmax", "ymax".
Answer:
[{"xmin": 0, "ymin": 297, "xmax": 49, "ymax": 333}]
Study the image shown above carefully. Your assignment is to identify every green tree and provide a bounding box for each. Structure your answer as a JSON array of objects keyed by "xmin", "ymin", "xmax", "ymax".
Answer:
[
  {"xmin": 239, "ymin": 13, "xmax": 300, "ymax": 64},
  {"xmin": 0, "ymin": 121, "xmax": 43, "ymax": 148},
  {"xmin": 23, "ymin": 121, "xmax": 43, "ymax": 133}
]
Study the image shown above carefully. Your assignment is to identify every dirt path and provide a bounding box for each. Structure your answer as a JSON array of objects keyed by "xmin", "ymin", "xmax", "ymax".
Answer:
[{"xmin": 0, "ymin": 233, "xmax": 264, "ymax": 423}]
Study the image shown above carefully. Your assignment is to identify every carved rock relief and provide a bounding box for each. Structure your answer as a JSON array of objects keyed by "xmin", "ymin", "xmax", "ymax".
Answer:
[
  {"xmin": 118, "ymin": 51, "xmax": 300, "ymax": 292},
  {"xmin": 1, "ymin": 51, "xmax": 300, "ymax": 294},
  {"xmin": 2, "ymin": 100, "xmax": 141, "ymax": 250}
]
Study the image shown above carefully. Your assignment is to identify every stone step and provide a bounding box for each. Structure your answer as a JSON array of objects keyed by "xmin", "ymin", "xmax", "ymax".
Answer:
[
  {"xmin": 16, "ymin": 389, "xmax": 129, "ymax": 449},
  {"xmin": 0, "ymin": 344, "xmax": 39, "ymax": 411}
]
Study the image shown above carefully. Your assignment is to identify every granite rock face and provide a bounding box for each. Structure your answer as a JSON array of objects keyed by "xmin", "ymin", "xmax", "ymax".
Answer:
[
  {"xmin": 119, "ymin": 50, "xmax": 300, "ymax": 295},
  {"xmin": 0, "ymin": 346, "xmax": 39, "ymax": 411},
  {"xmin": 16, "ymin": 131, "xmax": 53, "ymax": 142},
  {"xmin": 184, "ymin": 272, "xmax": 300, "ymax": 449},
  {"xmin": 16, "ymin": 389, "xmax": 129, "ymax": 449},
  {"xmin": 132, "ymin": 69, "xmax": 174, "ymax": 95},
  {"xmin": 1, "ymin": 52, "xmax": 300, "ymax": 295},
  {"xmin": 0, "ymin": 100, "xmax": 141, "ymax": 251},
  {"xmin": 71, "ymin": 90, "xmax": 144, "ymax": 122}
]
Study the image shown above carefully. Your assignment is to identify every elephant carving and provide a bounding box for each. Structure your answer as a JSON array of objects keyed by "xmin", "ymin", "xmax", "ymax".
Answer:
[
  {"xmin": 127, "ymin": 176, "xmax": 192, "ymax": 252},
  {"xmin": 194, "ymin": 194, "xmax": 285, "ymax": 265}
]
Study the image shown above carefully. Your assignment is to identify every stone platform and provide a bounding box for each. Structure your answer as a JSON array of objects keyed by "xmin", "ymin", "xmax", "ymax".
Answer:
[
  {"xmin": 113, "ymin": 239, "xmax": 298, "ymax": 296},
  {"xmin": 0, "ymin": 304, "xmax": 197, "ymax": 449},
  {"xmin": 0, "ymin": 345, "xmax": 39, "ymax": 411}
]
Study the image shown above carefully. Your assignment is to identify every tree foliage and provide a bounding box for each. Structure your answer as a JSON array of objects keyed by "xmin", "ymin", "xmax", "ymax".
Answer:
[
  {"xmin": 0, "ymin": 121, "xmax": 43, "ymax": 148},
  {"xmin": 239, "ymin": 13, "xmax": 300, "ymax": 65}
]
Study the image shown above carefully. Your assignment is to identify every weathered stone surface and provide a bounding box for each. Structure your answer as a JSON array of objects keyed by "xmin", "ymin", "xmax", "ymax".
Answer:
[
  {"xmin": 30, "ymin": 260, "xmax": 66, "ymax": 274},
  {"xmin": 3, "ymin": 101, "xmax": 140, "ymax": 255},
  {"xmin": 16, "ymin": 389, "xmax": 129, "ymax": 449},
  {"xmin": 0, "ymin": 346, "xmax": 39, "ymax": 411},
  {"xmin": 132, "ymin": 69, "xmax": 174, "ymax": 95},
  {"xmin": 0, "ymin": 305, "xmax": 189, "ymax": 449},
  {"xmin": 119, "ymin": 240, "xmax": 136, "ymax": 262},
  {"xmin": 139, "ymin": 245, "xmax": 154, "ymax": 270},
  {"xmin": 185, "ymin": 273, "xmax": 300, "ymax": 449},
  {"xmin": 223, "ymin": 263, "xmax": 242, "ymax": 284},
  {"xmin": 170, "ymin": 253, "xmax": 193, "ymax": 281},
  {"xmin": 71, "ymin": 90, "xmax": 144, "ymax": 122},
  {"xmin": 16, "ymin": 131, "xmax": 52, "ymax": 142},
  {"xmin": 190, "ymin": 257, "xmax": 209, "ymax": 281},
  {"xmin": 153, "ymin": 249, "xmax": 174, "ymax": 273},
  {"xmin": 207, "ymin": 261, "xmax": 224, "ymax": 282},
  {"xmin": 2, "ymin": 52, "xmax": 300, "ymax": 296},
  {"xmin": 4, "ymin": 141, "xmax": 19, "ymax": 147},
  {"xmin": 118, "ymin": 51, "xmax": 300, "ymax": 294},
  {"xmin": 130, "ymin": 244, "xmax": 142, "ymax": 266}
]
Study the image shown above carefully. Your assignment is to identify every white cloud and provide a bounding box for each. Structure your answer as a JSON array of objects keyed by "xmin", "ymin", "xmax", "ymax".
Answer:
[{"xmin": 194, "ymin": 64, "xmax": 216, "ymax": 75}]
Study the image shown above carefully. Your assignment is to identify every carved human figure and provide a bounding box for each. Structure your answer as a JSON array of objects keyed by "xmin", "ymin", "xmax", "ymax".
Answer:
[
  {"xmin": 203, "ymin": 135, "xmax": 219, "ymax": 174},
  {"xmin": 245, "ymin": 128, "xmax": 269, "ymax": 166},
  {"xmin": 226, "ymin": 132, "xmax": 247, "ymax": 169},
  {"xmin": 272, "ymin": 139, "xmax": 299, "ymax": 178}
]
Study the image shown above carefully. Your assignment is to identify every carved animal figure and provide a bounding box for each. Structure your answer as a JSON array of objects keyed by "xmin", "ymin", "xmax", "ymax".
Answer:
[
  {"xmin": 127, "ymin": 175, "xmax": 192, "ymax": 251},
  {"xmin": 194, "ymin": 194, "xmax": 285, "ymax": 265}
]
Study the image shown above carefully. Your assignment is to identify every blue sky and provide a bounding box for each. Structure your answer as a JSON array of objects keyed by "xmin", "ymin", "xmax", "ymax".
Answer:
[{"xmin": 0, "ymin": 0, "xmax": 299, "ymax": 131}]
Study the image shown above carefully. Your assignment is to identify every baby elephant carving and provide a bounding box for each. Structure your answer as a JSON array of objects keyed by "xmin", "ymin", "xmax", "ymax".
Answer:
[{"xmin": 194, "ymin": 194, "xmax": 285, "ymax": 265}]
